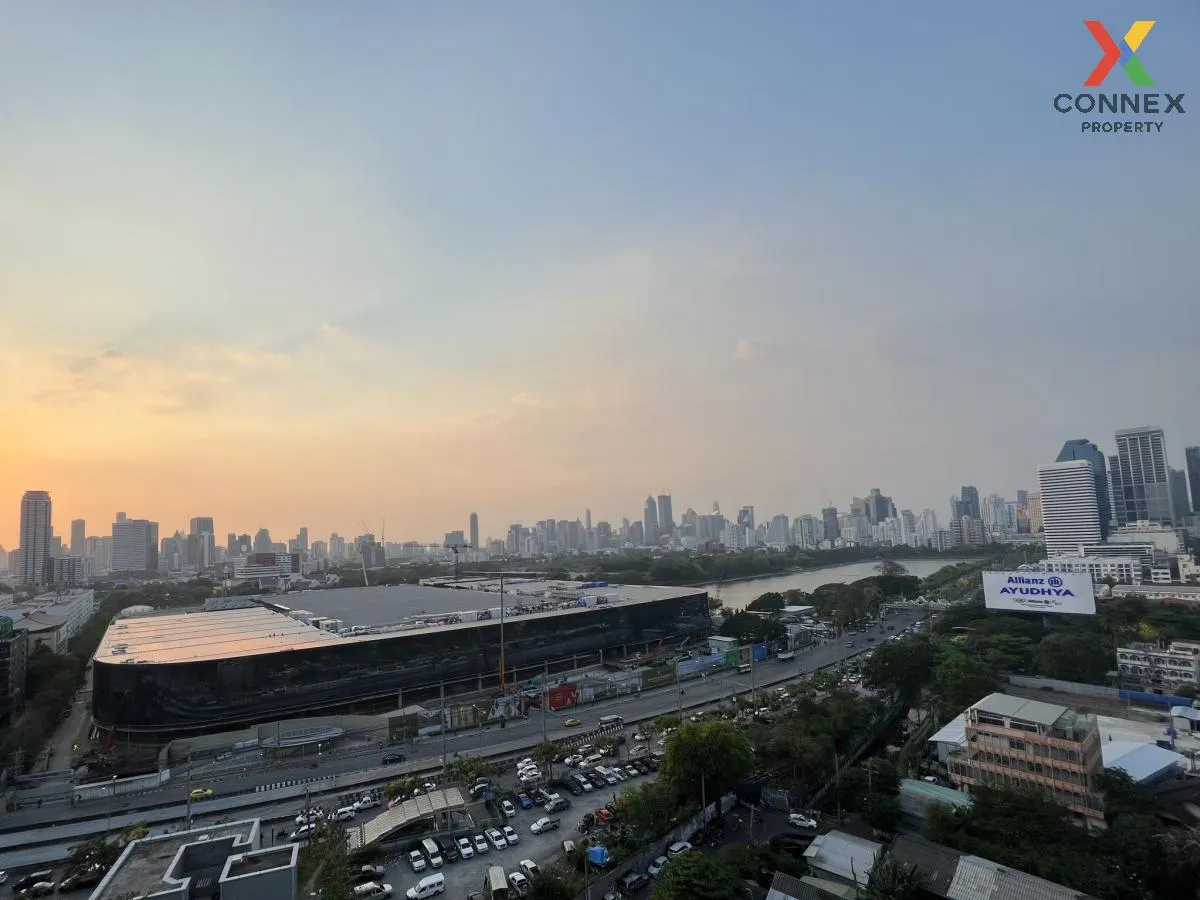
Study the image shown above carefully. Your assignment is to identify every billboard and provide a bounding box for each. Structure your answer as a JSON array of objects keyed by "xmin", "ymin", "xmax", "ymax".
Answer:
[{"xmin": 982, "ymin": 571, "xmax": 1096, "ymax": 616}]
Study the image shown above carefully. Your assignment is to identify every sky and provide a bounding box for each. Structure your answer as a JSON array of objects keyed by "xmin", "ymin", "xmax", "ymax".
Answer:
[{"xmin": 1, "ymin": 1, "xmax": 1198, "ymax": 548}]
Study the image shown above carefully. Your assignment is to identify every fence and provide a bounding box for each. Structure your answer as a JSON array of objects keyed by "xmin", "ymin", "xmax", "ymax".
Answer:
[
  {"xmin": 1004, "ymin": 674, "xmax": 1117, "ymax": 699},
  {"xmin": 74, "ymin": 770, "xmax": 171, "ymax": 802}
]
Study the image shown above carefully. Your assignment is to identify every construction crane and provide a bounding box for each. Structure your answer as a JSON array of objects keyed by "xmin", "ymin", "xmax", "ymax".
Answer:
[{"xmin": 359, "ymin": 517, "xmax": 386, "ymax": 587}]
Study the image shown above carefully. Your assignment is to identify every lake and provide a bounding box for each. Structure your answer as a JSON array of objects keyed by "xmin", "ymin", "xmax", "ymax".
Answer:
[{"xmin": 703, "ymin": 559, "xmax": 971, "ymax": 610}]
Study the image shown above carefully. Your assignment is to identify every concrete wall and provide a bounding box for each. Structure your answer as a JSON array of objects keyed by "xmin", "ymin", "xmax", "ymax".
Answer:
[
  {"xmin": 1004, "ymin": 674, "xmax": 1118, "ymax": 699},
  {"xmin": 75, "ymin": 770, "xmax": 170, "ymax": 801}
]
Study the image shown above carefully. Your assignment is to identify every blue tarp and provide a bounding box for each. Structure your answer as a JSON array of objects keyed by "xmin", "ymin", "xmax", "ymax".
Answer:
[
  {"xmin": 587, "ymin": 845, "xmax": 610, "ymax": 865},
  {"xmin": 752, "ymin": 643, "xmax": 768, "ymax": 662},
  {"xmin": 1120, "ymin": 689, "xmax": 1193, "ymax": 708}
]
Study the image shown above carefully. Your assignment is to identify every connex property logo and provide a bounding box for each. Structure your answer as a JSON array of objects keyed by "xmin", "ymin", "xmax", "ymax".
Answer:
[{"xmin": 1053, "ymin": 19, "xmax": 1186, "ymax": 135}]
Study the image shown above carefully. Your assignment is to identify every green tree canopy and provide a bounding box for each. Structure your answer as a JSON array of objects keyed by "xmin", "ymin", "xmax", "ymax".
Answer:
[
  {"xmin": 719, "ymin": 611, "xmax": 786, "ymax": 644},
  {"xmin": 528, "ymin": 867, "xmax": 576, "ymax": 900},
  {"xmin": 1035, "ymin": 631, "xmax": 1111, "ymax": 684},
  {"xmin": 660, "ymin": 720, "xmax": 754, "ymax": 802},
  {"xmin": 650, "ymin": 852, "xmax": 741, "ymax": 900},
  {"xmin": 616, "ymin": 779, "xmax": 679, "ymax": 837},
  {"xmin": 444, "ymin": 754, "xmax": 491, "ymax": 785},
  {"xmin": 862, "ymin": 635, "xmax": 935, "ymax": 698},
  {"xmin": 864, "ymin": 858, "xmax": 925, "ymax": 900},
  {"xmin": 747, "ymin": 592, "xmax": 786, "ymax": 613}
]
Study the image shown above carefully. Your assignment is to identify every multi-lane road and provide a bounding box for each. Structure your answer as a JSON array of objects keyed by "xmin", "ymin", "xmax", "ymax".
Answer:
[{"xmin": 0, "ymin": 607, "xmax": 928, "ymax": 867}]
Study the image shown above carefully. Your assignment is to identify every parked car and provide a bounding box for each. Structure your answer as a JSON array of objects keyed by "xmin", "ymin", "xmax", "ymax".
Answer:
[
  {"xmin": 531, "ymin": 817, "xmax": 561, "ymax": 834},
  {"xmin": 351, "ymin": 866, "xmax": 387, "ymax": 883},
  {"xmin": 500, "ymin": 799, "xmax": 517, "ymax": 818},
  {"xmin": 620, "ymin": 871, "xmax": 650, "ymax": 893},
  {"xmin": 382, "ymin": 753, "xmax": 406, "ymax": 764},
  {"xmin": 666, "ymin": 841, "xmax": 692, "ymax": 858},
  {"xmin": 507, "ymin": 872, "xmax": 529, "ymax": 897},
  {"xmin": 502, "ymin": 825, "xmax": 520, "ymax": 845},
  {"xmin": 408, "ymin": 850, "xmax": 426, "ymax": 873},
  {"xmin": 519, "ymin": 860, "xmax": 540, "ymax": 879},
  {"xmin": 516, "ymin": 792, "xmax": 534, "ymax": 809},
  {"xmin": 485, "ymin": 828, "xmax": 508, "ymax": 850},
  {"xmin": 788, "ymin": 813, "xmax": 818, "ymax": 829},
  {"xmin": 472, "ymin": 834, "xmax": 489, "ymax": 855},
  {"xmin": 457, "ymin": 837, "xmax": 474, "ymax": 859},
  {"xmin": 647, "ymin": 856, "xmax": 669, "ymax": 878}
]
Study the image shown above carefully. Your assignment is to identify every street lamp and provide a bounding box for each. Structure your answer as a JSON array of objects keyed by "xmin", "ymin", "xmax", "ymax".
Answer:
[{"xmin": 106, "ymin": 774, "xmax": 118, "ymax": 835}]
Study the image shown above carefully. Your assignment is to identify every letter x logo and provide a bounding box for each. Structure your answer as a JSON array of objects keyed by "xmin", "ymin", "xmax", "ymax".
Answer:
[{"xmin": 1084, "ymin": 20, "xmax": 1155, "ymax": 87}]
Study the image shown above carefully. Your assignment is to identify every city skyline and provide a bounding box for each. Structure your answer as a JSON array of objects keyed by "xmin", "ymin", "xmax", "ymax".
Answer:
[{"xmin": 2, "ymin": 3, "xmax": 1197, "ymax": 549}]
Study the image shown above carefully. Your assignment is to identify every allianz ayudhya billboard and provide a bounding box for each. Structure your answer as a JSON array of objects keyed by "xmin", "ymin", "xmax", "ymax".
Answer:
[{"xmin": 982, "ymin": 571, "xmax": 1097, "ymax": 616}]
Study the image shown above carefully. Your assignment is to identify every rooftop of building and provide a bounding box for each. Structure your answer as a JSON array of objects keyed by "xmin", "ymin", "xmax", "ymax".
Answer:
[
  {"xmin": 971, "ymin": 693, "xmax": 1071, "ymax": 728},
  {"xmin": 95, "ymin": 580, "xmax": 705, "ymax": 665},
  {"xmin": 9, "ymin": 611, "xmax": 68, "ymax": 632},
  {"xmin": 888, "ymin": 834, "xmax": 1094, "ymax": 900},
  {"xmin": 899, "ymin": 778, "xmax": 974, "ymax": 809},
  {"xmin": 93, "ymin": 819, "xmax": 262, "ymax": 900},
  {"xmin": 802, "ymin": 830, "xmax": 882, "ymax": 886}
]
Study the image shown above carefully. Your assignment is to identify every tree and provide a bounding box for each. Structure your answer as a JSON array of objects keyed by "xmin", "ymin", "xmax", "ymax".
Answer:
[
  {"xmin": 932, "ymin": 651, "xmax": 998, "ymax": 716},
  {"xmin": 528, "ymin": 867, "xmax": 576, "ymax": 900},
  {"xmin": 1096, "ymin": 769, "xmax": 1155, "ymax": 825},
  {"xmin": 862, "ymin": 636, "xmax": 935, "ymax": 698},
  {"xmin": 1034, "ymin": 632, "xmax": 1111, "ymax": 685},
  {"xmin": 531, "ymin": 741, "xmax": 563, "ymax": 775},
  {"xmin": 876, "ymin": 560, "xmax": 910, "ymax": 578},
  {"xmin": 650, "ymin": 852, "xmax": 740, "ymax": 900},
  {"xmin": 616, "ymin": 779, "xmax": 679, "ymax": 836},
  {"xmin": 864, "ymin": 858, "xmax": 924, "ymax": 900},
  {"xmin": 660, "ymin": 721, "xmax": 754, "ymax": 803},
  {"xmin": 720, "ymin": 611, "xmax": 786, "ymax": 644},
  {"xmin": 445, "ymin": 754, "xmax": 491, "ymax": 785},
  {"xmin": 747, "ymin": 592, "xmax": 786, "ymax": 613}
]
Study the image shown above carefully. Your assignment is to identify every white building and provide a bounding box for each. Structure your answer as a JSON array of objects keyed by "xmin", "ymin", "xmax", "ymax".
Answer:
[
  {"xmin": 1037, "ymin": 460, "xmax": 1101, "ymax": 557},
  {"xmin": 17, "ymin": 490, "xmax": 53, "ymax": 586},
  {"xmin": 1037, "ymin": 555, "xmax": 1142, "ymax": 585},
  {"xmin": 1108, "ymin": 522, "xmax": 1184, "ymax": 554},
  {"xmin": 112, "ymin": 517, "xmax": 159, "ymax": 573},
  {"xmin": 1117, "ymin": 640, "xmax": 1200, "ymax": 691}
]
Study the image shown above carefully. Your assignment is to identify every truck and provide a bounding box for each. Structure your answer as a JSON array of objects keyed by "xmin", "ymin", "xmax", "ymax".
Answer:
[{"xmin": 530, "ymin": 816, "xmax": 561, "ymax": 834}]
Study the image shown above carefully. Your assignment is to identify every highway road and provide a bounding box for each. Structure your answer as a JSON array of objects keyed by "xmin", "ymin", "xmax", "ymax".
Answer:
[{"xmin": 0, "ymin": 608, "xmax": 929, "ymax": 846}]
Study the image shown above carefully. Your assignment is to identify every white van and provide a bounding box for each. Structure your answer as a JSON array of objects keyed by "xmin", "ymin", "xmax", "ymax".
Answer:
[
  {"xmin": 335, "ymin": 806, "xmax": 357, "ymax": 822},
  {"xmin": 420, "ymin": 838, "xmax": 444, "ymax": 868},
  {"xmin": 404, "ymin": 873, "xmax": 444, "ymax": 899}
]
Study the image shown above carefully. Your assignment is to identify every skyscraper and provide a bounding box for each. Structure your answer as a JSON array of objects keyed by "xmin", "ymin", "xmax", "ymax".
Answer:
[
  {"xmin": 1109, "ymin": 427, "xmax": 1174, "ymax": 526},
  {"xmin": 17, "ymin": 490, "xmax": 52, "ymax": 586},
  {"xmin": 469, "ymin": 512, "xmax": 479, "ymax": 549},
  {"xmin": 1185, "ymin": 446, "xmax": 1200, "ymax": 515},
  {"xmin": 1056, "ymin": 439, "xmax": 1112, "ymax": 538},
  {"xmin": 959, "ymin": 486, "xmax": 981, "ymax": 519},
  {"xmin": 112, "ymin": 517, "xmax": 159, "ymax": 573},
  {"xmin": 656, "ymin": 494, "xmax": 674, "ymax": 536},
  {"xmin": 821, "ymin": 506, "xmax": 840, "ymax": 542},
  {"xmin": 70, "ymin": 518, "xmax": 86, "ymax": 557},
  {"xmin": 1037, "ymin": 460, "xmax": 1101, "ymax": 557},
  {"xmin": 1169, "ymin": 469, "xmax": 1190, "ymax": 523},
  {"xmin": 643, "ymin": 496, "xmax": 659, "ymax": 545}
]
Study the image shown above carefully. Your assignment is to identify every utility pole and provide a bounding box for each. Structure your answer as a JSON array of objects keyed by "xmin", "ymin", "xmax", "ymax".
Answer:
[
  {"xmin": 750, "ymin": 650, "xmax": 757, "ymax": 708},
  {"xmin": 185, "ymin": 749, "xmax": 194, "ymax": 831},
  {"xmin": 440, "ymin": 682, "xmax": 448, "ymax": 774},
  {"xmin": 675, "ymin": 665, "xmax": 683, "ymax": 720},
  {"xmin": 541, "ymin": 660, "xmax": 549, "ymax": 745},
  {"xmin": 499, "ymin": 576, "xmax": 506, "ymax": 690}
]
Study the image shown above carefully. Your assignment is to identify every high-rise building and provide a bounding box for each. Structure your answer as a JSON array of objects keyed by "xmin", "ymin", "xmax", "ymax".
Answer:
[
  {"xmin": 17, "ymin": 491, "xmax": 53, "ymax": 586},
  {"xmin": 1186, "ymin": 447, "xmax": 1200, "ymax": 515},
  {"xmin": 187, "ymin": 517, "xmax": 215, "ymax": 569},
  {"xmin": 866, "ymin": 489, "xmax": 894, "ymax": 525},
  {"xmin": 736, "ymin": 506, "xmax": 755, "ymax": 532},
  {"xmin": 956, "ymin": 486, "xmax": 980, "ymax": 519},
  {"xmin": 1037, "ymin": 460, "xmax": 1102, "ymax": 557},
  {"xmin": 469, "ymin": 512, "xmax": 479, "ymax": 549},
  {"xmin": 766, "ymin": 514, "xmax": 790, "ymax": 545},
  {"xmin": 643, "ymin": 496, "xmax": 659, "ymax": 545},
  {"xmin": 70, "ymin": 518, "xmax": 86, "ymax": 557},
  {"xmin": 1169, "ymin": 469, "xmax": 1191, "ymax": 523},
  {"xmin": 252, "ymin": 528, "xmax": 273, "ymax": 553},
  {"xmin": 298, "ymin": 527, "xmax": 309, "ymax": 552},
  {"xmin": 1109, "ymin": 426, "xmax": 1174, "ymax": 526},
  {"xmin": 821, "ymin": 506, "xmax": 840, "ymax": 542},
  {"xmin": 656, "ymin": 494, "xmax": 674, "ymax": 536},
  {"xmin": 1055, "ymin": 439, "xmax": 1112, "ymax": 538},
  {"xmin": 112, "ymin": 517, "xmax": 160, "ymax": 573}
]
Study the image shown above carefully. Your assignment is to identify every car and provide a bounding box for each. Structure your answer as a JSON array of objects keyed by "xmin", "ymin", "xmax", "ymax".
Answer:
[
  {"xmin": 788, "ymin": 813, "xmax": 818, "ymax": 829},
  {"xmin": 519, "ymin": 860, "xmax": 540, "ymax": 879},
  {"xmin": 0, "ymin": 872, "xmax": 6, "ymax": 886},
  {"xmin": 530, "ymin": 816, "xmax": 561, "ymax": 834},
  {"xmin": 356, "ymin": 795, "xmax": 381, "ymax": 810},
  {"xmin": 620, "ymin": 872, "xmax": 650, "ymax": 893},
  {"xmin": 624, "ymin": 765, "xmax": 639, "ymax": 779},
  {"xmin": 564, "ymin": 718, "xmax": 582, "ymax": 727},
  {"xmin": 485, "ymin": 827, "xmax": 508, "ymax": 850},
  {"xmin": 503, "ymin": 825, "xmax": 520, "ymax": 845},
  {"xmin": 456, "ymin": 837, "xmax": 474, "ymax": 859},
  {"xmin": 633, "ymin": 732, "xmax": 648, "ymax": 741},
  {"xmin": 408, "ymin": 850, "xmax": 426, "ymax": 873},
  {"xmin": 189, "ymin": 787, "xmax": 214, "ymax": 800},
  {"xmin": 501, "ymin": 799, "xmax": 517, "ymax": 818},
  {"xmin": 516, "ymin": 792, "xmax": 534, "ymax": 809},
  {"xmin": 472, "ymin": 834, "xmax": 489, "ymax": 854},
  {"xmin": 647, "ymin": 856, "xmax": 669, "ymax": 878},
  {"xmin": 21, "ymin": 882, "xmax": 57, "ymax": 898},
  {"xmin": 382, "ymin": 753, "xmax": 406, "ymax": 764},
  {"xmin": 507, "ymin": 872, "xmax": 529, "ymax": 896},
  {"xmin": 666, "ymin": 841, "xmax": 692, "ymax": 858},
  {"xmin": 547, "ymin": 796, "xmax": 571, "ymax": 814}
]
